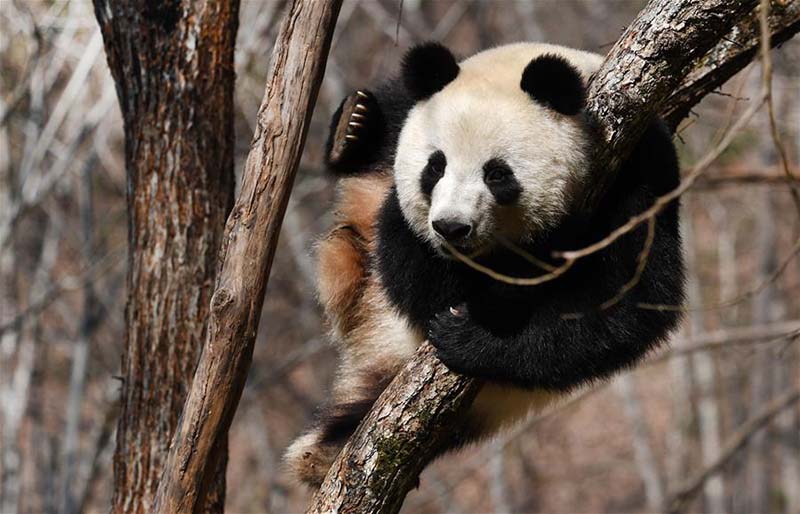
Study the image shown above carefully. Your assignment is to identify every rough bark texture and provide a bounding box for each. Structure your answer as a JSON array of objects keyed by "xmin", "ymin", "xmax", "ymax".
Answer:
[
  {"xmin": 91, "ymin": 1, "xmax": 239, "ymax": 513},
  {"xmin": 307, "ymin": 344, "xmax": 481, "ymax": 514},
  {"xmin": 307, "ymin": 1, "xmax": 799, "ymax": 513},
  {"xmin": 150, "ymin": 2, "xmax": 342, "ymax": 512},
  {"xmin": 663, "ymin": 0, "xmax": 800, "ymax": 129},
  {"xmin": 581, "ymin": 0, "xmax": 758, "ymax": 212}
]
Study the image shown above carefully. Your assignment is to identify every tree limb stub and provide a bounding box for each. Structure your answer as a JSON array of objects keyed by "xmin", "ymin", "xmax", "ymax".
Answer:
[
  {"xmin": 151, "ymin": 1, "xmax": 343, "ymax": 513},
  {"xmin": 308, "ymin": 1, "xmax": 798, "ymax": 513}
]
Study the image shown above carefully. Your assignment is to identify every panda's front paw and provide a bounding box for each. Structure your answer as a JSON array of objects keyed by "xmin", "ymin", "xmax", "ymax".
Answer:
[
  {"xmin": 428, "ymin": 304, "xmax": 483, "ymax": 376},
  {"xmin": 327, "ymin": 90, "xmax": 382, "ymax": 169}
]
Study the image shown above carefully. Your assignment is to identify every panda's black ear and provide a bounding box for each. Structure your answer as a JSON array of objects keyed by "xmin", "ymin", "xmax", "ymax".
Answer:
[
  {"xmin": 520, "ymin": 54, "xmax": 585, "ymax": 115},
  {"xmin": 402, "ymin": 42, "xmax": 459, "ymax": 102}
]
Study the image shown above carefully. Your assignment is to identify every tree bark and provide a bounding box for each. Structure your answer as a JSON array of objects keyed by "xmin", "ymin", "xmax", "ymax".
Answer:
[
  {"xmin": 307, "ymin": 344, "xmax": 481, "ymax": 514},
  {"xmin": 663, "ymin": 0, "xmax": 800, "ymax": 130},
  {"xmin": 581, "ymin": 0, "xmax": 759, "ymax": 212},
  {"xmin": 151, "ymin": 2, "xmax": 343, "ymax": 513},
  {"xmin": 307, "ymin": 1, "xmax": 800, "ymax": 512},
  {"xmin": 91, "ymin": 1, "xmax": 239, "ymax": 512}
]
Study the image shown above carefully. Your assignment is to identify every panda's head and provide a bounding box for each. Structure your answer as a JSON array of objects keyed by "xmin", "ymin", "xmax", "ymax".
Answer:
[{"xmin": 394, "ymin": 42, "xmax": 601, "ymax": 257}]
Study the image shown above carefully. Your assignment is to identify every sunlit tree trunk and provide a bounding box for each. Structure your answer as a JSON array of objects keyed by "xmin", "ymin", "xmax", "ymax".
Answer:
[{"xmin": 91, "ymin": 1, "xmax": 239, "ymax": 512}]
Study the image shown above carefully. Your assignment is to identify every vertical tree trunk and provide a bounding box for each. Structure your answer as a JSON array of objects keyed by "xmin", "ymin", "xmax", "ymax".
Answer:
[
  {"xmin": 152, "ymin": 2, "xmax": 342, "ymax": 511},
  {"xmin": 91, "ymin": 1, "xmax": 239, "ymax": 512},
  {"xmin": 615, "ymin": 374, "xmax": 665, "ymax": 511}
]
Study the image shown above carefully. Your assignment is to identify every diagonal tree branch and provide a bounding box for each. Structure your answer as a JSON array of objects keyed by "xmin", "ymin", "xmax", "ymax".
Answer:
[
  {"xmin": 663, "ymin": 0, "xmax": 800, "ymax": 130},
  {"xmin": 580, "ymin": 0, "xmax": 759, "ymax": 212},
  {"xmin": 306, "ymin": 344, "xmax": 481, "ymax": 514},
  {"xmin": 307, "ymin": 1, "xmax": 799, "ymax": 512}
]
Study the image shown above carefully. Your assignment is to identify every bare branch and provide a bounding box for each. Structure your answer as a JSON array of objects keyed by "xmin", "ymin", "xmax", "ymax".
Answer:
[
  {"xmin": 662, "ymin": 0, "xmax": 800, "ymax": 129},
  {"xmin": 581, "ymin": 0, "xmax": 759, "ymax": 212},
  {"xmin": 694, "ymin": 172, "xmax": 800, "ymax": 189}
]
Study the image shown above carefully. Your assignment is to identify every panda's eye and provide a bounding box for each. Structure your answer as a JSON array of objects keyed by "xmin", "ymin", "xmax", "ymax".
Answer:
[
  {"xmin": 484, "ymin": 159, "xmax": 511, "ymax": 185},
  {"xmin": 420, "ymin": 150, "xmax": 446, "ymax": 197},
  {"xmin": 426, "ymin": 152, "xmax": 446, "ymax": 178},
  {"xmin": 485, "ymin": 167, "xmax": 507, "ymax": 184},
  {"xmin": 483, "ymin": 158, "xmax": 521, "ymax": 205}
]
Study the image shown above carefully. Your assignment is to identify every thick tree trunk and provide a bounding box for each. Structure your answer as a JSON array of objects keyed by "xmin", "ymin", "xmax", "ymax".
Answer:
[
  {"xmin": 663, "ymin": 0, "xmax": 800, "ymax": 130},
  {"xmin": 91, "ymin": 1, "xmax": 239, "ymax": 512},
  {"xmin": 151, "ymin": 2, "xmax": 342, "ymax": 513}
]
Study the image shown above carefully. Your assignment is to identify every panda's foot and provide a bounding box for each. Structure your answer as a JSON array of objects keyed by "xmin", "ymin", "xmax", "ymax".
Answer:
[
  {"xmin": 326, "ymin": 90, "xmax": 382, "ymax": 172},
  {"xmin": 283, "ymin": 431, "xmax": 340, "ymax": 488}
]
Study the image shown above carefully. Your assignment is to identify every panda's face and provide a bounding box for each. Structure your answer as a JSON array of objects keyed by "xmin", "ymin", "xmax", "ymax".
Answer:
[{"xmin": 394, "ymin": 44, "xmax": 597, "ymax": 257}]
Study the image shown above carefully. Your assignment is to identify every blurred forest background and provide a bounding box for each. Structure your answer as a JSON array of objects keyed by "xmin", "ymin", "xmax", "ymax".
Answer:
[{"xmin": 1, "ymin": 1, "xmax": 799, "ymax": 513}]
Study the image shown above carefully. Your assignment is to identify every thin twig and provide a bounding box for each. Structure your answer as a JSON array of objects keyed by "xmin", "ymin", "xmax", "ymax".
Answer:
[{"xmin": 758, "ymin": 0, "xmax": 800, "ymax": 217}]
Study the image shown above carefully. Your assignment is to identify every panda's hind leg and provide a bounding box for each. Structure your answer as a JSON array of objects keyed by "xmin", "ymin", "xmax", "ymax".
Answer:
[{"xmin": 284, "ymin": 366, "xmax": 395, "ymax": 487}]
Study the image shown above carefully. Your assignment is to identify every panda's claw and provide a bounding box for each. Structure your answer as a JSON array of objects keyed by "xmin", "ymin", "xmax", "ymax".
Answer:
[{"xmin": 327, "ymin": 89, "xmax": 381, "ymax": 168}]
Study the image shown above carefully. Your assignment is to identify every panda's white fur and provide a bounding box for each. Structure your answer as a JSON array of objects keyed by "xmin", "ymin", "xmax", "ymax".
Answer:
[{"xmin": 395, "ymin": 43, "xmax": 603, "ymax": 252}]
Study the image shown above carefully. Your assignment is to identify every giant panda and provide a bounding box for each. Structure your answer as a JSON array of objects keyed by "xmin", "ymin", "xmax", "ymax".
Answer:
[{"xmin": 285, "ymin": 42, "xmax": 685, "ymax": 487}]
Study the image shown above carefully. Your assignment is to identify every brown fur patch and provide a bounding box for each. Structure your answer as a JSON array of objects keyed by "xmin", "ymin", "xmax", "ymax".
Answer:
[
  {"xmin": 317, "ymin": 227, "xmax": 368, "ymax": 336},
  {"xmin": 334, "ymin": 171, "xmax": 393, "ymax": 244},
  {"xmin": 316, "ymin": 172, "xmax": 393, "ymax": 339}
]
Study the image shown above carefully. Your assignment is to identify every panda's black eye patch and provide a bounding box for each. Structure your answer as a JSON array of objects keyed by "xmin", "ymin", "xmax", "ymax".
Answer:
[
  {"xmin": 483, "ymin": 158, "xmax": 521, "ymax": 205},
  {"xmin": 420, "ymin": 150, "xmax": 446, "ymax": 197}
]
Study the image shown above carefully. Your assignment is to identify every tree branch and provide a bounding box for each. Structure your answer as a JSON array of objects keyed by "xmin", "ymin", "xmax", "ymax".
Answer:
[
  {"xmin": 150, "ymin": 1, "xmax": 343, "ymax": 512},
  {"xmin": 663, "ymin": 0, "xmax": 800, "ymax": 130},
  {"xmin": 307, "ymin": 344, "xmax": 481, "ymax": 514},
  {"xmin": 581, "ymin": 0, "xmax": 759, "ymax": 212},
  {"xmin": 308, "ymin": 1, "xmax": 799, "ymax": 512}
]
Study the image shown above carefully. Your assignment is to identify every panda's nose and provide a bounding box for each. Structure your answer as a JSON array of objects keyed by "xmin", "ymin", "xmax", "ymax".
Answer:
[{"xmin": 432, "ymin": 219, "xmax": 472, "ymax": 242}]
